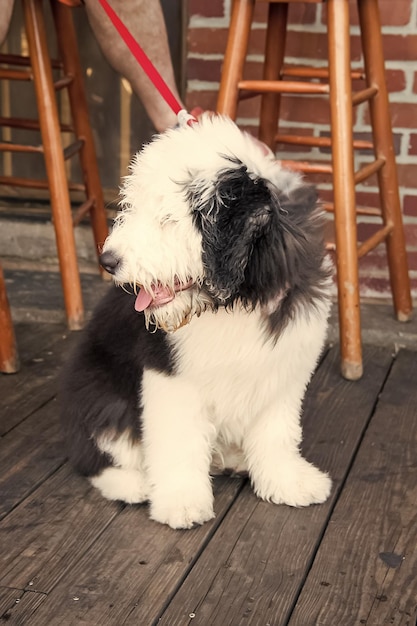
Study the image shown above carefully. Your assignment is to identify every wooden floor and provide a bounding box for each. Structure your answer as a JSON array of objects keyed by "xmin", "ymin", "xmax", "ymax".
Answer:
[{"xmin": 0, "ymin": 321, "xmax": 416, "ymax": 626}]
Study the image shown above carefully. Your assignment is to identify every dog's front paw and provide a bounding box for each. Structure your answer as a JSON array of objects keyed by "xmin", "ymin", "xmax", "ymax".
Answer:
[
  {"xmin": 150, "ymin": 487, "xmax": 215, "ymax": 529},
  {"xmin": 254, "ymin": 457, "xmax": 332, "ymax": 507}
]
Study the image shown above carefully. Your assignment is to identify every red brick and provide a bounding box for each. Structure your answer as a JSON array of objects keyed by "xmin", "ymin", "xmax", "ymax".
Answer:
[
  {"xmin": 235, "ymin": 2, "xmax": 318, "ymax": 27},
  {"xmin": 359, "ymin": 276, "xmax": 391, "ymax": 296},
  {"xmin": 355, "ymin": 190, "xmax": 383, "ymax": 210},
  {"xmin": 188, "ymin": 0, "xmax": 224, "ymax": 19},
  {"xmin": 285, "ymin": 30, "xmax": 328, "ymax": 61},
  {"xmin": 288, "ymin": 2, "xmax": 318, "ymax": 25},
  {"xmin": 363, "ymin": 102, "xmax": 417, "ymax": 130},
  {"xmin": 253, "ymin": 2, "xmax": 268, "ymax": 23},
  {"xmin": 381, "ymin": 34, "xmax": 417, "ymax": 62},
  {"xmin": 187, "ymin": 58, "xmax": 222, "ymax": 83},
  {"xmin": 189, "ymin": 58, "xmax": 271, "ymax": 85},
  {"xmin": 378, "ymin": 0, "xmax": 412, "ymax": 26},
  {"xmin": 247, "ymin": 27, "xmax": 267, "ymax": 57},
  {"xmin": 407, "ymin": 134, "xmax": 417, "ymax": 156},
  {"xmin": 322, "ymin": 0, "xmax": 412, "ymax": 28},
  {"xmin": 235, "ymin": 95, "xmax": 262, "ymax": 120},
  {"xmin": 404, "ymin": 222, "xmax": 417, "ymax": 247},
  {"xmin": 185, "ymin": 90, "xmax": 218, "ymax": 113},
  {"xmin": 413, "ymin": 72, "xmax": 417, "ymax": 94},
  {"xmin": 187, "ymin": 28, "xmax": 229, "ymax": 55},
  {"xmin": 404, "ymin": 195, "xmax": 417, "ymax": 217},
  {"xmin": 396, "ymin": 163, "xmax": 417, "ymax": 190},
  {"xmin": 241, "ymin": 59, "xmax": 274, "ymax": 82},
  {"xmin": 280, "ymin": 94, "xmax": 330, "ymax": 125},
  {"xmin": 385, "ymin": 69, "xmax": 407, "ymax": 94},
  {"xmin": 406, "ymin": 250, "xmax": 417, "ymax": 272},
  {"xmin": 285, "ymin": 30, "xmax": 363, "ymax": 63}
]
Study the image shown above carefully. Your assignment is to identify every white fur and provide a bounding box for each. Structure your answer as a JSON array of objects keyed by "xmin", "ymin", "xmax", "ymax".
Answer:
[
  {"xmin": 165, "ymin": 297, "xmax": 332, "ymax": 514},
  {"xmin": 92, "ymin": 297, "xmax": 331, "ymax": 528},
  {"xmin": 90, "ymin": 468, "xmax": 148, "ymax": 505},
  {"xmin": 91, "ymin": 432, "xmax": 149, "ymax": 504},
  {"xmin": 92, "ymin": 115, "xmax": 332, "ymax": 528}
]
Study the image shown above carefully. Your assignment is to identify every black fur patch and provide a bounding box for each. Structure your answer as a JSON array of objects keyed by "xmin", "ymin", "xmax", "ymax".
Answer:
[
  {"xmin": 191, "ymin": 164, "xmax": 274, "ymax": 300},
  {"xmin": 190, "ymin": 164, "xmax": 330, "ymax": 333},
  {"xmin": 60, "ymin": 286, "xmax": 175, "ymax": 477}
]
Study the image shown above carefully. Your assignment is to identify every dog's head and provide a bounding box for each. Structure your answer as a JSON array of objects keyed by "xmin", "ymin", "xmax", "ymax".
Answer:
[{"xmin": 101, "ymin": 114, "xmax": 329, "ymax": 332}]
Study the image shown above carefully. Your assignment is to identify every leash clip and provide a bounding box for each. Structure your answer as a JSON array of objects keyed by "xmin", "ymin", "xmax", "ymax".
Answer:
[{"xmin": 177, "ymin": 109, "xmax": 198, "ymax": 128}]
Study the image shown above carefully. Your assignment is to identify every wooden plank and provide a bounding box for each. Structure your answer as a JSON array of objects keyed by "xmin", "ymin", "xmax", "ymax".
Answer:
[
  {"xmin": 1, "ymin": 587, "xmax": 24, "ymax": 617},
  {"xmin": 0, "ymin": 587, "xmax": 46, "ymax": 622},
  {"xmin": 288, "ymin": 349, "xmax": 417, "ymax": 626},
  {"xmin": 5, "ymin": 322, "xmax": 67, "ymax": 360},
  {"xmin": 12, "ymin": 477, "xmax": 244, "ymax": 625},
  {"xmin": 0, "ymin": 398, "xmax": 66, "ymax": 519},
  {"xmin": 155, "ymin": 345, "xmax": 394, "ymax": 626},
  {"xmin": 0, "ymin": 324, "xmax": 76, "ymax": 435},
  {"xmin": 0, "ymin": 464, "xmax": 122, "ymax": 593}
]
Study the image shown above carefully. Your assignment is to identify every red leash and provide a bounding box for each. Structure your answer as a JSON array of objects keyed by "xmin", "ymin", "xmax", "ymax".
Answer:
[{"xmin": 97, "ymin": 0, "xmax": 197, "ymax": 127}]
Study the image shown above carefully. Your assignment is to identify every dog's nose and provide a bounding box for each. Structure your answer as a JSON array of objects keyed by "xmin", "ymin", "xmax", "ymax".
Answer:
[{"xmin": 99, "ymin": 250, "xmax": 120, "ymax": 275}]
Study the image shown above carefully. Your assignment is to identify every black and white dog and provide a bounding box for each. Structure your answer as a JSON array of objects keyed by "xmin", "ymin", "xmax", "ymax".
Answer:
[{"xmin": 61, "ymin": 114, "xmax": 333, "ymax": 529}]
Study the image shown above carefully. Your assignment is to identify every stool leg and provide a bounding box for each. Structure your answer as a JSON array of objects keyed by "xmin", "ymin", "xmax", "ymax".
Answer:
[
  {"xmin": 217, "ymin": 0, "xmax": 255, "ymax": 118},
  {"xmin": 23, "ymin": 0, "xmax": 84, "ymax": 330},
  {"xmin": 258, "ymin": 2, "xmax": 289, "ymax": 148},
  {"xmin": 51, "ymin": 0, "xmax": 109, "ymax": 269},
  {"xmin": 0, "ymin": 266, "xmax": 19, "ymax": 374},
  {"xmin": 358, "ymin": 0, "xmax": 412, "ymax": 322},
  {"xmin": 327, "ymin": 0, "xmax": 363, "ymax": 380}
]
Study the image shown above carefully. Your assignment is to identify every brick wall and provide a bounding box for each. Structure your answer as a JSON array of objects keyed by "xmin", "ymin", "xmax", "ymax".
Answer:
[{"xmin": 186, "ymin": 0, "xmax": 417, "ymax": 300}]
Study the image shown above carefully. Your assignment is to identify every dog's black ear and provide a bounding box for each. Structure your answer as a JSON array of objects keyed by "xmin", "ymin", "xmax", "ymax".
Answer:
[{"xmin": 190, "ymin": 165, "xmax": 274, "ymax": 301}]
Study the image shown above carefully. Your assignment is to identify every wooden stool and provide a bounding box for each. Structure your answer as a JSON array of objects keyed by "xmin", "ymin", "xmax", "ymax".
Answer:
[
  {"xmin": 0, "ymin": 0, "xmax": 109, "ymax": 330},
  {"xmin": 0, "ymin": 264, "xmax": 19, "ymax": 374},
  {"xmin": 217, "ymin": 0, "xmax": 412, "ymax": 380}
]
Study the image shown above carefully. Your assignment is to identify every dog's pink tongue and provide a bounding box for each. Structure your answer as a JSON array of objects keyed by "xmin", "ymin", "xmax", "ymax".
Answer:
[
  {"xmin": 134, "ymin": 285, "xmax": 175, "ymax": 312},
  {"xmin": 134, "ymin": 288, "xmax": 153, "ymax": 312}
]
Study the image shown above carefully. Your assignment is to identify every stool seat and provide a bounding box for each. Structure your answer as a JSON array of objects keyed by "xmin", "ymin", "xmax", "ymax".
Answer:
[
  {"xmin": 0, "ymin": 0, "xmax": 108, "ymax": 330},
  {"xmin": 217, "ymin": 0, "xmax": 412, "ymax": 379}
]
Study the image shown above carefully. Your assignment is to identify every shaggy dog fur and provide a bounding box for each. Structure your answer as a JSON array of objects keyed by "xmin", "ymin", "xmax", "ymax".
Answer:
[{"xmin": 61, "ymin": 114, "xmax": 333, "ymax": 529}]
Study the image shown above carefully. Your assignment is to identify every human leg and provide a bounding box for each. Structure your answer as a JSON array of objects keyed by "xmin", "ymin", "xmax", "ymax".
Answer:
[
  {"xmin": 0, "ymin": 0, "xmax": 15, "ymax": 46},
  {"xmin": 84, "ymin": 0, "xmax": 183, "ymax": 131}
]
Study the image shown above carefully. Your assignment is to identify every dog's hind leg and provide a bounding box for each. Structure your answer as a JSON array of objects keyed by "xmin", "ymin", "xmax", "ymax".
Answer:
[
  {"xmin": 91, "ymin": 467, "xmax": 149, "ymax": 504},
  {"xmin": 90, "ymin": 430, "xmax": 150, "ymax": 504}
]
